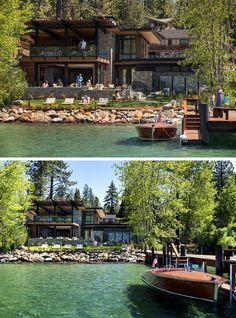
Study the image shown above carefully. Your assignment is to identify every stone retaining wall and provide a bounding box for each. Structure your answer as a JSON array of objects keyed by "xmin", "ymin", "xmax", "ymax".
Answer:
[
  {"xmin": 0, "ymin": 105, "xmax": 184, "ymax": 125},
  {"xmin": 0, "ymin": 250, "xmax": 146, "ymax": 263},
  {"xmin": 23, "ymin": 87, "xmax": 116, "ymax": 100}
]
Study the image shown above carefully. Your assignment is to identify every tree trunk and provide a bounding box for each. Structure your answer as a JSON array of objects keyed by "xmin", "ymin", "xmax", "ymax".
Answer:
[
  {"xmin": 56, "ymin": 0, "xmax": 63, "ymax": 19},
  {"xmin": 49, "ymin": 176, "xmax": 54, "ymax": 200}
]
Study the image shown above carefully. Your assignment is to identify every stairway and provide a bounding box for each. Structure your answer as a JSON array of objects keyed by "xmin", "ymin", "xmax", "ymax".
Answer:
[
  {"xmin": 185, "ymin": 114, "xmax": 200, "ymax": 130},
  {"xmin": 172, "ymin": 256, "xmax": 189, "ymax": 268}
]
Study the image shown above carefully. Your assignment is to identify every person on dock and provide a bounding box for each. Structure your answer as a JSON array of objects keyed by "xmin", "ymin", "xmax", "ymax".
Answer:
[
  {"xmin": 216, "ymin": 86, "xmax": 223, "ymax": 107},
  {"xmin": 224, "ymin": 94, "xmax": 229, "ymax": 107},
  {"xmin": 152, "ymin": 254, "xmax": 158, "ymax": 268}
]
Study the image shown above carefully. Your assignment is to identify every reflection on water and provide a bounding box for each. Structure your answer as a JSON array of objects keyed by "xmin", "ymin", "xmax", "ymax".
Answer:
[
  {"xmin": 0, "ymin": 263, "xmax": 235, "ymax": 318},
  {"xmin": 0, "ymin": 123, "xmax": 236, "ymax": 157}
]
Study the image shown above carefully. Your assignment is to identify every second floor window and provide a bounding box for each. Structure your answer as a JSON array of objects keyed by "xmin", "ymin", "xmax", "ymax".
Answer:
[
  {"xmin": 85, "ymin": 212, "xmax": 94, "ymax": 224},
  {"xmin": 119, "ymin": 36, "xmax": 136, "ymax": 60}
]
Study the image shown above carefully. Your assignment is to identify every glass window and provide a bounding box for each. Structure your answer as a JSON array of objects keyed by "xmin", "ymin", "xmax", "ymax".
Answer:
[
  {"xmin": 119, "ymin": 36, "xmax": 136, "ymax": 60},
  {"xmin": 180, "ymin": 38, "xmax": 189, "ymax": 45},
  {"xmin": 85, "ymin": 212, "xmax": 93, "ymax": 224},
  {"xmin": 159, "ymin": 76, "xmax": 172, "ymax": 90},
  {"xmin": 173, "ymin": 76, "xmax": 185, "ymax": 93}
]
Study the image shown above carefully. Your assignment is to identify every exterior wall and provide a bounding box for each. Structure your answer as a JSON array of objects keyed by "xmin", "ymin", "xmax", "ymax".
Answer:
[
  {"xmin": 98, "ymin": 29, "xmax": 116, "ymax": 84},
  {"xmin": 20, "ymin": 61, "xmax": 35, "ymax": 85}
]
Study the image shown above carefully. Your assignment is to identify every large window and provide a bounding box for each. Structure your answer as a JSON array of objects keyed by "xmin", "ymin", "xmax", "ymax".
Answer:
[
  {"xmin": 119, "ymin": 36, "xmax": 136, "ymax": 60},
  {"xmin": 85, "ymin": 212, "xmax": 94, "ymax": 224}
]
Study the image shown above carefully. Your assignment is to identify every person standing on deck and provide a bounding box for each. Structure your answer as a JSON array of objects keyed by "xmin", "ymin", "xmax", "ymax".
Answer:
[
  {"xmin": 76, "ymin": 73, "xmax": 83, "ymax": 88},
  {"xmin": 215, "ymin": 86, "xmax": 223, "ymax": 107}
]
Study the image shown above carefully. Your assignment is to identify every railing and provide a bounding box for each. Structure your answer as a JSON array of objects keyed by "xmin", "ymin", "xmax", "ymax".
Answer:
[
  {"xmin": 148, "ymin": 52, "xmax": 184, "ymax": 59},
  {"xmin": 34, "ymin": 215, "xmax": 80, "ymax": 224},
  {"xmin": 149, "ymin": 44, "xmax": 189, "ymax": 51},
  {"xmin": 30, "ymin": 46, "xmax": 109, "ymax": 59}
]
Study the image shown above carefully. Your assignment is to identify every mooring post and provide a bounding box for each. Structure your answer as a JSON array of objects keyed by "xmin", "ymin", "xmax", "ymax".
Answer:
[
  {"xmin": 215, "ymin": 245, "xmax": 224, "ymax": 276},
  {"xmin": 230, "ymin": 264, "xmax": 236, "ymax": 304},
  {"xmin": 151, "ymin": 246, "xmax": 155, "ymax": 262},
  {"xmin": 199, "ymin": 103, "xmax": 209, "ymax": 145},
  {"xmin": 162, "ymin": 245, "xmax": 167, "ymax": 267},
  {"xmin": 180, "ymin": 244, "xmax": 186, "ymax": 257}
]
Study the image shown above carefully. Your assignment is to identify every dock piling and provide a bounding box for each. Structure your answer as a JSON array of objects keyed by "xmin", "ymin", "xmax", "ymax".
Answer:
[
  {"xmin": 230, "ymin": 264, "xmax": 236, "ymax": 304},
  {"xmin": 215, "ymin": 245, "xmax": 224, "ymax": 276}
]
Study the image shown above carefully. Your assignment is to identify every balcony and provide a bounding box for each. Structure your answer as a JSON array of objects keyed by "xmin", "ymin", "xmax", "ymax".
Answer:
[
  {"xmin": 30, "ymin": 46, "xmax": 109, "ymax": 59},
  {"xmin": 32, "ymin": 215, "xmax": 80, "ymax": 224}
]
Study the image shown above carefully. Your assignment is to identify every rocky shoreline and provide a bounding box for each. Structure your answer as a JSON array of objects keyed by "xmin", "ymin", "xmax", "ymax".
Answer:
[
  {"xmin": 0, "ymin": 250, "xmax": 146, "ymax": 264},
  {"xmin": 0, "ymin": 105, "xmax": 184, "ymax": 125}
]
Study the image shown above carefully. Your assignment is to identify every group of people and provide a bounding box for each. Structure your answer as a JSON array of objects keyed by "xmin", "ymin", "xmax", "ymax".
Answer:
[
  {"xmin": 210, "ymin": 86, "xmax": 229, "ymax": 108},
  {"xmin": 41, "ymin": 73, "xmax": 93, "ymax": 89}
]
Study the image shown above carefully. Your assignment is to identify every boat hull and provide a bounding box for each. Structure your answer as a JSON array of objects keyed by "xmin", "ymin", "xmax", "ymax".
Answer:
[
  {"xmin": 141, "ymin": 269, "xmax": 225, "ymax": 303},
  {"xmin": 136, "ymin": 123, "xmax": 177, "ymax": 140}
]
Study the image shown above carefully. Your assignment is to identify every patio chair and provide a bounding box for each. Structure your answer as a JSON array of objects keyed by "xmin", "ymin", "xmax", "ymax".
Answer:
[
  {"xmin": 62, "ymin": 98, "xmax": 74, "ymax": 106},
  {"xmin": 64, "ymin": 244, "xmax": 72, "ymax": 249},
  {"xmin": 97, "ymin": 98, "xmax": 109, "ymax": 106},
  {"xmin": 40, "ymin": 243, "xmax": 48, "ymax": 248},
  {"xmin": 43, "ymin": 97, "xmax": 56, "ymax": 105},
  {"xmin": 76, "ymin": 244, "xmax": 83, "ymax": 250},
  {"xmin": 53, "ymin": 244, "xmax": 61, "ymax": 249}
]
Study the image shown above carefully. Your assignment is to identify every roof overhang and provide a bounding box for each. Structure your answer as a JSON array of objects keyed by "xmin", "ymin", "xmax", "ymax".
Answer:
[{"xmin": 139, "ymin": 30, "xmax": 161, "ymax": 44}]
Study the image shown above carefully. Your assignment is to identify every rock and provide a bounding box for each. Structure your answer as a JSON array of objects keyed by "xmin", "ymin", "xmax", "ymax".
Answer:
[
  {"xmin": 52, "ymin": 117, "xmax": 63, "ymax": 123},
  {"xmin": 66, "ymin": 116, "xmax": 76, "ymax": 123},
  {"xmin": 3, "ymin": 116, "xmax": 15, "ymax": 122}
]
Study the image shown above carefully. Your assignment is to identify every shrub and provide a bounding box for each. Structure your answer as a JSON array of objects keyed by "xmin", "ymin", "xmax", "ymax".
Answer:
[
  {"xmin": 61, "ymin": 94, "xmax": 66, "ymax": 100},
  {"xmin": 48, "ymin": 92, "xmax": 54, "ymax": 98}
]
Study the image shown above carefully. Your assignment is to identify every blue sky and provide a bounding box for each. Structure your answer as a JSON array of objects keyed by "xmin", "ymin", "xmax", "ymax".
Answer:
[{"xmin": 67, "ymin": 160, "xmax": 124, "ymax": 204}]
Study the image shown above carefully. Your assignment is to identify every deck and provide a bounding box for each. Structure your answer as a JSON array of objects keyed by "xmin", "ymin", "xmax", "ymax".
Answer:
[{"xmin": 208, "ymin": 111, "xmax": 236, "ymax": 131}]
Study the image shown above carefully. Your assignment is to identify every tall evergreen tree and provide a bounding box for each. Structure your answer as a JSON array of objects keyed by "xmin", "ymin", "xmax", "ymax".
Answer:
[
  {"xmin": 28, "ymin": 161, "xmax": 76, "ymax": 200},
  {"xmin": 103, "ymin": 181, "xmax": 119, "ymax": 214},
  {"xmin": 74, "ymin": 188, "xmax": 81, "ymax": 201},
  {"xmin": 213, "ymin": 161, "xmax": 234, "ymax": 193},
  {"xmin": 82, "ymin": 184, "xmax": 90, "ymax": 206}
]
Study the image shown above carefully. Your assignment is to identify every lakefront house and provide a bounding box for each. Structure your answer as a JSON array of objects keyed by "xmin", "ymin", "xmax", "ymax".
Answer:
[
  {"xmin": 26, "ymin": 200, "xmax": 131, "ymax": 244},
  {"xmin": 19, "ymin": 16, "xmax": 199, "ymax": 94}
]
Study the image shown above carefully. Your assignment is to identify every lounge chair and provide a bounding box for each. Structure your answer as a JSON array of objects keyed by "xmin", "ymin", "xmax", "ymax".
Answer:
[
  {"xmin": 43, "ymin": 97, "xmax": 56, "ymax": 105},
  {"xmin": 40, "ymin": 243, "xmax": 48, "ymax": 248},
  {"xmin": 77, "ymin": 244, "xmax": 83, "ymax": 250},
  {"xmin": 79, "ymin": 96, "xmax": 91, "ymax": 105},
  {"xmin": 64, "ymin": 244, "xmax": 72, "ymax": 249},
  {"xmin": 53, "ymin": 244, "xmax": 61, "ymax": 249},
  {"xmin": 97, "ymin": 98, "xmax": 109, "ymax": 106},
  {"xmin": 62, "ymin": 98, "xmax": 74, "ymax": 106}
]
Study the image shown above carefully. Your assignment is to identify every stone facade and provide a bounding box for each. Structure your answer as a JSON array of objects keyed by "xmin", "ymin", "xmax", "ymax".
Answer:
[
  {"xmin": 98, "ymin": 29, "xmax": 116, "ymax": 84},
  {"xmin": 23, "ymin": 87, "xmax": 116, "ymax": 100}
]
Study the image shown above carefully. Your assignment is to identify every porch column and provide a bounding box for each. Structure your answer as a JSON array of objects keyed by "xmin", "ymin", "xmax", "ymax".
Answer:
[{"xmin": 35, "ymin": 63, "xmax": 40, "ymax": 86}]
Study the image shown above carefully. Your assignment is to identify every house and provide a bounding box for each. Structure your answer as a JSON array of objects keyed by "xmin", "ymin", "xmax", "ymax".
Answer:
[
  {"xmin": 20, "ymin": 16, "xmax": 198, "ymax": 93},
  {"xmin": 26, "ymin": 200, "xmax": 131, "ymax": 244}
]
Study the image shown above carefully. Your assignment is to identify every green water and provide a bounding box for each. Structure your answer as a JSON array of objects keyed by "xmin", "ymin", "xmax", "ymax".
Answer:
[
  {"xmin": 1, "ymin": 123, "xmax": 236, "ymax": 157},
  {"xmin": 0, "ymin": 264, "xmax": 235, "ymax": 318}
]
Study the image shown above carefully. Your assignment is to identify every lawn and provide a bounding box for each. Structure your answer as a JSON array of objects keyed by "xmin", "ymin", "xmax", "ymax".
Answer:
[{"xmin": 21, "ymin": 99, "xmax": 167, "ymax": 109}]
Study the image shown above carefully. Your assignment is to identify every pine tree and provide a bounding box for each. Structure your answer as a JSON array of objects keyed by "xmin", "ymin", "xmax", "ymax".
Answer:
[
  {"xmin": 103, "ymin": 181, "xmax": 119, "ymax": 214},
  {"xmin": 28, "ymin": 161, "xmax": 76, "ymax": 200},
  {"xmin": 74, "ymin": 188, "xmax": 81, "ymax": 201},
  {"xmin": 82, "ymin": 184, "xmax": 90, "ymax": 206},
  {"xmin": 213, "ymin": 161, "xmax": 234, "ymax": 193}
]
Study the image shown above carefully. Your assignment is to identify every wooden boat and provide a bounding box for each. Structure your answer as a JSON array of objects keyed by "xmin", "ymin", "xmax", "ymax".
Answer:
[
  {"xmin": 136, "ymin": 123, "xmax": 177, "ymax": 140},
  {"xmin": 141, "ymin": 268, "xmax": 226, "ymax": 302}
]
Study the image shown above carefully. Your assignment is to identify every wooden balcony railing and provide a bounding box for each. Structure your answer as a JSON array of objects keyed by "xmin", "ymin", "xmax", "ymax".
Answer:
[
  {"xmin": 30, "ymin": 46, "xmax": 109, "ymax": 59},
  {"xmin": 32, "ymin": 215, "xmax": 80, "ymax": 224}
]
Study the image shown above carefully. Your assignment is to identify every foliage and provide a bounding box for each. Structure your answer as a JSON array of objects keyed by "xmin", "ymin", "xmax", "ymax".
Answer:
[
  {"xmin": 28, "ymin": 161, "xmax": 76, "ymax": 200},
  {"xmin": 116, "ymin": 161, "xmax": 216, "ymax": 248},
  {"xmin": 103, "ymin": 181, "xmax": 119, "ymax": 214},
  {"xmin": 177, "ymin": 0, "xmax": 236, "ymax": 91},
  {"xmin": 213, "ymin": 161, "xmax": 235, "ymax": 193},
  {"xmin": 0, "ymin": 161, "xmax": 33, "ymax": 251},
  {"xmin": 74, "ymin": 188, "xmax": 81, "ymax": 201},
  {"xmin": 0, "ymin": 0, "xmax": 32, "ymax": 106},
  {"xmin": 82, "ymin": 184, "xmax": 101, "ymax": 207}
]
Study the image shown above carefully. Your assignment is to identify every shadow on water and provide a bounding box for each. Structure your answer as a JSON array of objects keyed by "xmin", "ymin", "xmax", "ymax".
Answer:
[{"xmin": 126, "ymin": 284, "xmax": 236, "ymax": 318}]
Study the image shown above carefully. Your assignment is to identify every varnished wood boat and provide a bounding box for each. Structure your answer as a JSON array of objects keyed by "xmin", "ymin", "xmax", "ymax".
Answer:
[
  {"xmin": 136, "ymin": 123, "xmax": 177, "ymax": 140},
  {"xmin": 141, "ymin": 268, "xmax": 225, "ymax": 302}
]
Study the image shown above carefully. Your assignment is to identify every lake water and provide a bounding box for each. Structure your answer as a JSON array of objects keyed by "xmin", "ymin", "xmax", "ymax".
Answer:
[
  {"xmin": 0, "ymin": 124, "xmax": 236, "ymax": 157},
  {"xmin": 0, "ymin": 263, "xmax": 235, "ymax": 318}
]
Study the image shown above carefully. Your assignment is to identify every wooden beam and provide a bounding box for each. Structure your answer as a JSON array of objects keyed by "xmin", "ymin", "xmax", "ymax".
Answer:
[
  {"xmin": 61, "ymin": 19, "xmax": 85, "ymax": 40},
  {"xmin": 32, "ymin": 20, "xmax": 61, "ymax": 40}
]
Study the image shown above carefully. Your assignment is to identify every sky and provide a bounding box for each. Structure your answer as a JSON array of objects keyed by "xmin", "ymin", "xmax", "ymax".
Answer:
[
  {"xmin": 67, "ymin": 160, "xmax": 124, "ymax": 204},
  {"xmin": 66, "ymin": 159, "xmax": 236, "ymax": 205}
]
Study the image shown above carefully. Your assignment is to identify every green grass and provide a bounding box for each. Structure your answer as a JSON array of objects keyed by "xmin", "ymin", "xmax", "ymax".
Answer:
[
  {"xmin": 21, "ymin": 99, "xmax": 165, "ymax": 109},
  {"xmin": 27, "ymin": 244, "xmax": 125, "ymax": 253}
]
